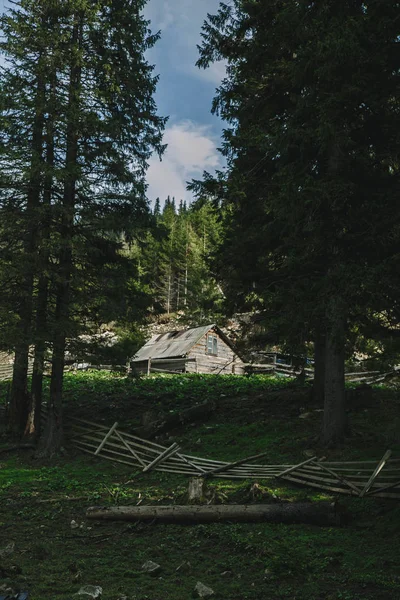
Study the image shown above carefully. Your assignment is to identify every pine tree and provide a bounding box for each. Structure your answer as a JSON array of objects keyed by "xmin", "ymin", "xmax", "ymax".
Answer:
[
  {"xmin": 153, "ymin": 198, "xmax": 161, "ymax": 217},
  {"xmin": 195, "ymin": 0, "xmax": 400, "ymax": 444},
  {"xmin": 0, "ymin": 0, "xmax": 62, "ymax": 435},
  {"xmin": 0, "ymin": 0, "xmax": 166, "ymax": 449}
]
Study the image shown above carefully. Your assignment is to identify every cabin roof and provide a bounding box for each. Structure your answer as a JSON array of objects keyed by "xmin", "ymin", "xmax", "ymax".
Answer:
[{"xmin": 132, "ymin": 324, "xmax": 237, "ymax": 362}]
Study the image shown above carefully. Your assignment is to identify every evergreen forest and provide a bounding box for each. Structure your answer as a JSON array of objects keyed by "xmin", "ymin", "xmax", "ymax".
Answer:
[{"xmin": 0, "ymin": 2, "xmax": 400, "ymax": 597}]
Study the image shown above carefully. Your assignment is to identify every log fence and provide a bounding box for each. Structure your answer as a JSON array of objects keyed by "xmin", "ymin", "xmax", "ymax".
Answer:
[{"xmin": 66, "ymin": 417, "xmax": 400, "ymax": 500}]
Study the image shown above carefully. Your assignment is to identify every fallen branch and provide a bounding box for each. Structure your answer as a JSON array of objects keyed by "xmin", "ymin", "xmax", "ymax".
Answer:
[{"xmin": 86, "ymin": 501, "xmax": 342, "ymax": 526}]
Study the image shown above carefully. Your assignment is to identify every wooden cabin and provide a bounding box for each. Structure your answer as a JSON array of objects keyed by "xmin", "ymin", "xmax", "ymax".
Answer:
[
  {"xmin": 131, "ymin": 324, "xmax": 245, "ymax": 375},
  {"xmin": 0, "ymin": 351, "xmax": 16, "ymax": 382},
  {"xmin": 0, "ymin": 351, "xmax": 34, "ymax": 382}
]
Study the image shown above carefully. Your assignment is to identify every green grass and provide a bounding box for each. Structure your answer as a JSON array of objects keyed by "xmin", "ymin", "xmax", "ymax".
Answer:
[{"xmin": 0, "ymin": 371, "xmax": 400, "ymax": 599}]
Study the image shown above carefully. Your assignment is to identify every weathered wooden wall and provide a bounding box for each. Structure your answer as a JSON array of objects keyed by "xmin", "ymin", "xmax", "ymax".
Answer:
[
  {"xmin": 186, "ymin": 332, "xmax": 244, "ymax": 375},
  {"xmin": 0, "ymin": 352, "xmax": 34, "ymax": 381},
  {"xmin": 131, "ymin": 358, "xmax": 188, "ymax": 375}
]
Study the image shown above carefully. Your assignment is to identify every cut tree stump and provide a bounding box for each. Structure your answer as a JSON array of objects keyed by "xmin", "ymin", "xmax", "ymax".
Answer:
[
  {"xmin": 187, "ymin": 477, "xmax": 209, "ymax": 504},
  {"xmin": 86, "ymin": 501, "xmax": 342, "ymax": 526}
]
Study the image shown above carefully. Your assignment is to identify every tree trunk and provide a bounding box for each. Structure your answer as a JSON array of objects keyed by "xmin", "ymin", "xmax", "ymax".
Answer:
[
  {"xmin": 323, "ymin": 306, "xmax": 346, "ymax": 446},
  {"xmin": 166, "ymin": 266, "xmax": 171, "ymax": 314},
  {"xmin": 313, "ymin": 330, "xmax": 326, "ymax": 405},
  {"xmin": 26, "ymin": 275, "xmax": 48, "ymax": 440},
  {"xmin": 9, "ymin": 64, "xmax": 46, "ymax": 436},
  {"xmin": 26, "ymin": 75, "xmax": 56, "ymax": 441},
  {"xmin": 39, "ymin": 15, "xmax": 83, "ymax": 456},
  {"xmin": 86, "ymin": 501, "xmax": 342, "ymax": 526},
  {"xmin": 9, "ymin": 350, "xmax": 31, "ymax": 436}
]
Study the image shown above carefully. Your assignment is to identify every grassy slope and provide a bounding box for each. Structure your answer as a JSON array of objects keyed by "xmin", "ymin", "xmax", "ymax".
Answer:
[{"xmin": 0, "ymin": 372, "xmax": 400, "ymax": 600}]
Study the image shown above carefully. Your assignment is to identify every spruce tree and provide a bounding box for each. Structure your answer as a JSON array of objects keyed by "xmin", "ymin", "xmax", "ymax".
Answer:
[
  {"xmin": 0, "ymin": 0, "xmax": 62, "ymax": 435},
  {"xmin": 0, "ymin": 0, "xmax": 166, "ymax": 449},
  {"xmin": 195, "ymin": 0, "xmax": 400, "ymax": 444}
]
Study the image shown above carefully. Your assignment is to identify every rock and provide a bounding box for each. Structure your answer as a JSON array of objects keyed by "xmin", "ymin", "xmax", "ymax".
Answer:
[
  {"xmin": 196, "ymin": 438, "xmax": 202, "ymax": 445},
  {"xmin": 264, "ymin": 568, "xmax": 273, "ymax": 580},
  {"xmin": 141, "ymin": 560, "xmax": 161, "ymax": 575},
  {"xmin": 0, "ymin": 584, "xmax": 14, "ymax": 595},
  {"xmin": 299, "ymin": 412, "xmax": 313, "ymax": 419},
  {"xmin": 194, "ymin": 581, "xmax": 214, "ymax": 598},
  {"xmin": 0, "ymin": 542, "xmax": 15, "ymax": 558},
  {"xmin": 70, "ymin": 520, "xmax": 79, "ymax": 530},
  {"xmin": 303, "ymin": 449, "xmax": 315, "ymax": 458},
  {"xmin": 74, "ymin": 585, "xmax": 103, "ymax": 598}
]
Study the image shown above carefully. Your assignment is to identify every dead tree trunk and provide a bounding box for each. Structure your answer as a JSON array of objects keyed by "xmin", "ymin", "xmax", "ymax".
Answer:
[{"xmin": 86, "ymin": 502, "xmax": 342, "ymax": 526}]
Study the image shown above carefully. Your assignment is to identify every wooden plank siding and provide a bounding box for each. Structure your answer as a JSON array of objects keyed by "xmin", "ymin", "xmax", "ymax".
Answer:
[
  {"xmin": 186, "ymin": 332, "xmax": 244, "ymax": 375},
  {"xmin": 131, "ymin": 358, "xmax": 188, "ymax": 375},
  {"xmin": 130, "ymin": 326, "xmax": 244, "ymax": 376},
  {"xmin": 0, "ymin": 352, "xmax": 34, "ymax": 382}
]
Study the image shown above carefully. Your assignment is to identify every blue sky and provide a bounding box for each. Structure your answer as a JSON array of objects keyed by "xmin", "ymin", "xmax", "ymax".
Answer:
[
  {"xmin": 143, "ymin": 0, "xmax": 225, "ymax": 205},
  {"xmin": 0, "ymin": 0, "xmax": 224, "ymax": 205}
]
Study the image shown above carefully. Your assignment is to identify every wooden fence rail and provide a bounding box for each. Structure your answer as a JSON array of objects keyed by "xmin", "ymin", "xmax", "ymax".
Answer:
[{"xmin": 65, "ymin": 417, "xmax": 400, "ymax": 500}]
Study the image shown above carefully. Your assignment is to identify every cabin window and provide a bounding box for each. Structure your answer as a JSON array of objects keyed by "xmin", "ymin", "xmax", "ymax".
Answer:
[{"xmin": 207, "ymin": 334, "xmax": 218, "ymax": 356}]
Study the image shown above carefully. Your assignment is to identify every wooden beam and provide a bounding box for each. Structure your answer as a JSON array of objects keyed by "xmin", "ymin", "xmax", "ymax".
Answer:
[
  {"xmin": 114, "ymin": 430, "xmax": 147, "ymax": 467},
  {"xmin": 94, "ymin": 422, "xmax": 119, "ymax": 456},
  {"xmin": 312, "ymin": 463, "xmax": 362, "ymax": 495},
  {"xmin": 367, "ymin": 478, "xmax": 400, "ymax": 496},
  {"xmin": 277, "ymin": 457, "xmax": 319, "ymax": 478},
  {"xmin": 202, "ymin": 451, "xmax": 271, "ymax": 478},
  {"xmin": 360, "ymin": 450, "xmax": 392, "ymax": 497},
  {"xmin": 142, "ymin": 443, "xmax": 180, "ymax": 473}
]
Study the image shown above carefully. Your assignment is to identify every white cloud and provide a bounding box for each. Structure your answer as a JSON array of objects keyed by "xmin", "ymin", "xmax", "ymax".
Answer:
[
  {"xmin": 148, "ymin": 0, "xmax": 175, "ymax": 31},
  {"xmin": 144, "ymin": 0, "xmax": 224, "ymax": 71},
  {"xmin": 145, "ymin": 0, "xmax": 215, "ymax": 38},
  {"xmin": 146, "ymin": 120, "xmax": 221, "ymax": 204}
]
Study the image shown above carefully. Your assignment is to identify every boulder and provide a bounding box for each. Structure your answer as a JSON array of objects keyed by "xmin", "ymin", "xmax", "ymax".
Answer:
[
  {"xmin": 74, "ymin": 585, "xmax": 102, "ymax": 598},
  {"xmin": 194, "ymin": 582, "xmax": 214, "ymax": 598},
  {"xmin": 141, "ymin": 560, "xmax": 161, "ymax": 575}
]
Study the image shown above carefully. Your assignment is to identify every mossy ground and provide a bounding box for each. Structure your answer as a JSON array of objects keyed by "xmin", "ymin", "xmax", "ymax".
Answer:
[{"xmin": 1, "ymin": 372, "xmax": 400, "ymax": 599}]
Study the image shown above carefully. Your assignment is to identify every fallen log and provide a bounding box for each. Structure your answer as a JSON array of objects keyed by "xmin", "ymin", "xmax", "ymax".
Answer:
[
  {"xmin": 134, "ymin": 401, "xmax": 216, "ymax": 439},
  {"xmin": 86, "ymin": 501, "xmax": 342, "ymax": 526}
]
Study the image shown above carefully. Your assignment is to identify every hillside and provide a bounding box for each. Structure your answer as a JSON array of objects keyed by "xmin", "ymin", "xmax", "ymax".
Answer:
[{"xmin": 1, "ymin": 372, "xmax": 400, "ymax": 599}]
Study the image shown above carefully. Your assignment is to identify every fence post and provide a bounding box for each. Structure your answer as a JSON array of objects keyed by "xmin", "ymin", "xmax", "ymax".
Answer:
[{"xmin": 147, "ymin": 357, "xmax": 152, "ymax": 376}]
